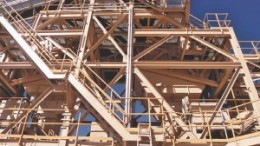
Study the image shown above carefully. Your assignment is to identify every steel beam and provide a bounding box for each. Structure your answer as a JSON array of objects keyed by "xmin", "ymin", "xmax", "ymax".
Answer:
[
  {"xmin": 190, "ymin": 36, "xmax": 237, "ymax": 61},
  {"xmin": 134, "ymin": 29, "xmax": 230, "ymax": 37},
  {"xmin": 147, "ymin": 69, "xmax": 219, "ymax": 87},
  {"xmin": 11, "ymin": 76, "xmax": 44, "ymax": 86},
  {"xmin": 39, "ymin": 10, "xmax": 183, "ymax": 18},
  {"xmin": 134, "ymin": 35, "xmax": 174, "ymax": 60},
  {"xmin": 82, "ymin": 61, "xmax": 240, "ymax": 69},
  {"xmin": 0, "ymin": 71, "xmax": 16, "ymax": 95},
  {"xmin": 125, "ymin": 2, "xmax": 134, "ymax": 125},
  {"xmin": 0, "ymin": 62, "xmax": 35, "ymax": 69},
  {"xmin": 19, "ymin": 27, "xmax": 231, "ymax": 36},
  {"xmin": 134, "ymin": 61, "xmax": 240, "ymax": 69},
  {"xmin": 18, "ymin": 29, "xmax": 232, "ymax": 37},
  {"xmin": 75, "ymin": 0, "xmax": 95, "ymax": 77},
  {"xmin": 212, "ymin": 69, "xmax": 233, "ymax": 97}
]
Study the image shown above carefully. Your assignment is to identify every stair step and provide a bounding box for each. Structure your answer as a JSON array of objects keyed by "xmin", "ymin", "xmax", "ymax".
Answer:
[
  {"xmin": 139, "ymin": 134, "xmax": 150, "ymax": 137},
  {"xmin": 138, "ymin": 144, "xmax": 152, "ymax": 146},
  {"xmin": 105, "ymin": 99, "xmax": 122, "ymax": 103}
]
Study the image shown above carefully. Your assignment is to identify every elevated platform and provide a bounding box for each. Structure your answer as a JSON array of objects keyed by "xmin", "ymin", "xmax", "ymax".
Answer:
[{"xmin": 0, "ymin": 0, "xmax": 259, "ymax": 146}]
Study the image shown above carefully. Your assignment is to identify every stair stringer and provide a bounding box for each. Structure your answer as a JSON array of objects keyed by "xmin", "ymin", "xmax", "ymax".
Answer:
[
  {"xmin": 68, "ymin": 74, "xmax": 138, "ymax": 141},
  {"xmin": 0, "ymin": 16, "xmax": 65, "ymax": 79},
  {"xmin": 0, "ymin": 15, "xmax": 138, "ymax": 141}
]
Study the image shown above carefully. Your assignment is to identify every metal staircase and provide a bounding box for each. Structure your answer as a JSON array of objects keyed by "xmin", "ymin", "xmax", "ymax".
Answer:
[{"xmin": 0, "ymin": 1, "xmax": 138, "ymax": 141}]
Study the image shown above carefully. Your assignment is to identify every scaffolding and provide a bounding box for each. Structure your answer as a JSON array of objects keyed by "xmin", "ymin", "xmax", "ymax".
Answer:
[{"xmin": 0, "ymin": 0, "xmax": 259, "ymax": 146}]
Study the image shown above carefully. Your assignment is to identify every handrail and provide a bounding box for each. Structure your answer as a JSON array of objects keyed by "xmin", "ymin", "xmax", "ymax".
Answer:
[
  {"xmin": 239, "ymin": 41, "xmax": 260, "ymax": 55},
  {"xmin": 1, "ymin": 1, "xmax": 166, "ymax": 125},
  {"xmin": 166, "ymin": 100, "xmax": 259, "ymax": 122},
  {"xmin": 1, "ymin": 0, "xmax": 128, "ymax": 124},
  {"xmin": 167, "ymin": 99, "xmax": 260, "ymax": 116},
  {"xmin": 43, "ymin": 3, "xmax": 129, "ymax": 11},
  {"xmin": 1, "ymin": 0, "xmax": 120, "ymax": 99},
  {"xmin": 173, "ymin": 103, "xmax": 257, "ymax": 137},
  {"xmin": 203, "ymin": 13, "xmax": 231, "ymax": 29},
  {"xmin": 2, "ymin": 2, "xmax": 59, "ymax": 68},
  {"xmin": 189, "ymin": 14, "xmax": 206, "ymax": 29}
]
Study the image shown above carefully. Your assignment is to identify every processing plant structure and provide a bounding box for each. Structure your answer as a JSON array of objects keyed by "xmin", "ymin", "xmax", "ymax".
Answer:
[{"xmin": 0, "ymin": 0, "xmax": 259, "ymax": 146}]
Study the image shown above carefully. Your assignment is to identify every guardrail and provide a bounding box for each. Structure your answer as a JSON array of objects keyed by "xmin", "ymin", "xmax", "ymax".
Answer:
[
  {"xmin": 1, "ymin": 0, "xmax": 167, "ymax": 126},
  {"xmin": 163, "ymin": 99, "xmax": 260, "ymax": 145},
  {"xmin": 239, "ymin": 41, "xmax": 260, "ymax": 55},
  {"xmin": 204, "ymin": 13, "xmax": 231, "ymax": 28},
  {"xmin": 189, "ymin": 13, "xmax": 231, "ymax": 30}
]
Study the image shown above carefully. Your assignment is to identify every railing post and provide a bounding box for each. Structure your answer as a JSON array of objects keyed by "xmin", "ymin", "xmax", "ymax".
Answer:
[
  {"xmin": 205, "ymin": 112, "xmax": 213, "ymax": 146},
  {"xmin": 18, "ymin": 112, "xmax": 29, "ymax": 145},
  {"xmin": 148, "ymin": 98, "xmax": 151, "ymax": 127},
  {"xmin": 74, "ymin": 112, "xmax": 81, "ymax": 146}
]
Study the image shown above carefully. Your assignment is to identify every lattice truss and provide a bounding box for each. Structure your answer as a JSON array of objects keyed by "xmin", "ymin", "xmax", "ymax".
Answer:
[{"xmin": 0, "ymin": 0, "xmax": 259, "ymax": 146}]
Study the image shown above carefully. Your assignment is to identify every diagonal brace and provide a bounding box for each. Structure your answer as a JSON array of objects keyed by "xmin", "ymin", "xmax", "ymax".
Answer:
[
  {"xmin": 93, "ymin": 16, "xmax": 126, "ymax": 59},
  {"xmin": 190, "ymin": 36, "xmax": 237, "ymax": 61},
  {"xmin": 134, "ymin": 68, "xmax": 197, "ymax": 139},
  {"xmin": 134, "ymin": 35, "xmax": 174, "ymax": 61},
  {"xmin": 1, "ymin": 87, "xmax": 53, "ymax": 134},
  {"xmin": 200, "ymin": 68, "xmax": 240, "ymax": 138},
  {"xmin": 85, "ymin": 15, "xmax": 127, "ymax": 57}
]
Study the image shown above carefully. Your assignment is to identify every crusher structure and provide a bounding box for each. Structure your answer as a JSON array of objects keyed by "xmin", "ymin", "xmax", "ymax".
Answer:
[{"xmin": 0, "ymin": 0, "xmax": 259, "ymax": 146}]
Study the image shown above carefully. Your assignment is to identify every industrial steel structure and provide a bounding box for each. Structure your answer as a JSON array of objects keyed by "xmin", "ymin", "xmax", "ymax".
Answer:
[{"xmin": 0, "ymin": 0, "xmax": 259, "ymax": 145}]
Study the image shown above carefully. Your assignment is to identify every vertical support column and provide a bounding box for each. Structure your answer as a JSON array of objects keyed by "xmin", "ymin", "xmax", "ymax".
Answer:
[
  {"xmin": 125, "ymin": 2, "xmax": 134, "ymax": 125},
  {"xmin": 229, "ymin": 28, "xmax": 260, "ymax": 125},
  {"xmin": 59, "ymin": 112, "xmax": 71, "ymax": 146},
  {"xmin": 75, "ymin": 0, "xmax": 95, "ymax": 77}
]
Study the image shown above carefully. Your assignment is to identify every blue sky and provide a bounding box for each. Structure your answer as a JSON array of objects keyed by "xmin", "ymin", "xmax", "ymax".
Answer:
[{"xmin": 191, "ymin": 0, "xmax": 260, "ymax": 40}]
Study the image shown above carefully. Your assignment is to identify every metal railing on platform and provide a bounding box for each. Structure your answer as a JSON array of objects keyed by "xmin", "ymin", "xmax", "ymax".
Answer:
[
  {"xmin": 240, "ymin": 41, "xmax": 260, "ymax": 55},
  {"xmin": 1, "ymin": 0, "xmax": 167, "ymax": 127}
]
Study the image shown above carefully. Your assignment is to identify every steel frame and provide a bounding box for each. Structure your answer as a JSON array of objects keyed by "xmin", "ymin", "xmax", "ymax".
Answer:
[{"xmin": 0, "ymin": 0, "xmax": 259, "ymax": 146}]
